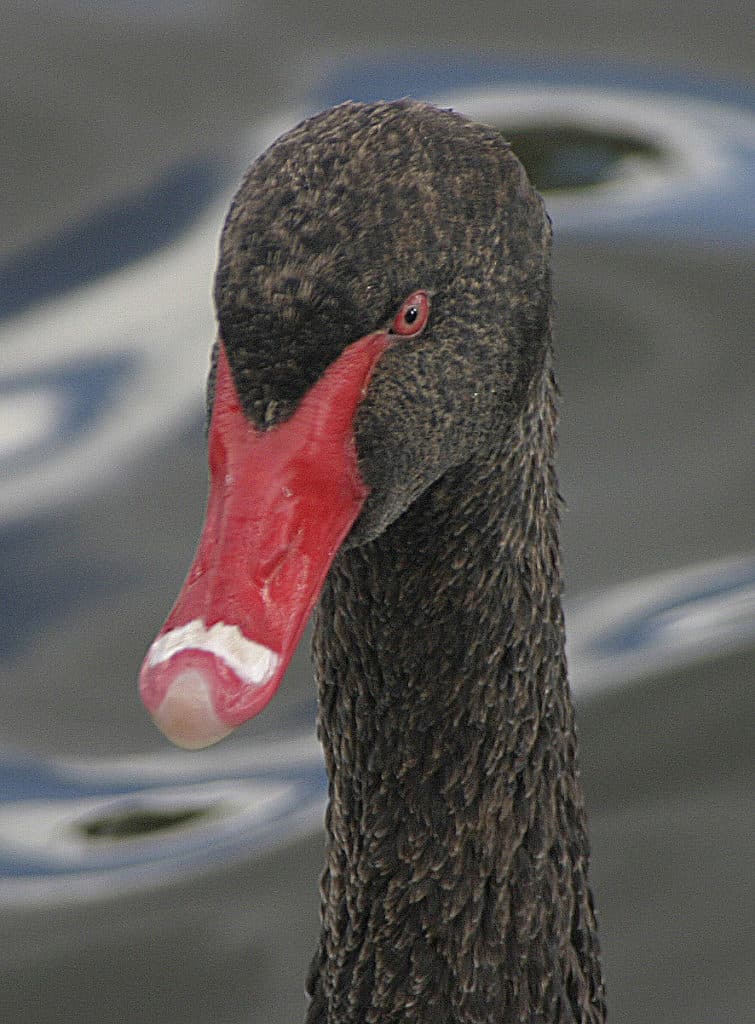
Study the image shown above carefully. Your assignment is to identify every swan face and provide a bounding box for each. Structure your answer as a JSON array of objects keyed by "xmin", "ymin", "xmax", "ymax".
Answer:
[
  {"xmin": 214, "ymin": 99, "xmax": 551, "ymax": 543},
  {"xmin": 139, "ymin": 99, "xmax": 553, "ymax": 747}
]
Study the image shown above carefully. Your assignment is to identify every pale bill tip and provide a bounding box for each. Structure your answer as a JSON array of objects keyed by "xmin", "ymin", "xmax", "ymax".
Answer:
[{"xmin": 152, "ymin": 667, "xmax": 234, "ymax": 750}]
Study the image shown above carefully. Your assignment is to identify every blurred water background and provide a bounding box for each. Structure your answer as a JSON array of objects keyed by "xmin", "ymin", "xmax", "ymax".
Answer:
[{"xmin": 1, "ymin": 2, "xmax": 753, "ymax": 1022}]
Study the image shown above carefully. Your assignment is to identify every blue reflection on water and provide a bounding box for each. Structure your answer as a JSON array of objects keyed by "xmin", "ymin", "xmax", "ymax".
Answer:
[
  {"xmin": 1, "ymin": 553, "xmax": 752, "ymax": 904},
  {"xmin": 0, "ymin": 161, "xmax": 225, "ymax": 322},
  {"xmin": 596, "ymin": 561, "xmax": 755, "ymax": 655},
  {"xmin": 1, "ymin": 353, "xmax": 138, "ymax": 473},
  {"xmin": 0, "ymin": 709, "xmax": 325, "ymax": 899}
]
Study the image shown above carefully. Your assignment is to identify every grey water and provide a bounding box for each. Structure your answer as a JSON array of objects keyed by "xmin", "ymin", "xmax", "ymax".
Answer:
[{"xmin": 1, "ymin": 2, "xmax": 753, "ymax": 1022}]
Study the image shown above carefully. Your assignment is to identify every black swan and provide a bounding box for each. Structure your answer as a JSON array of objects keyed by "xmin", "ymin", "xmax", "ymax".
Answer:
[{"xmin": 139, "ymin": 99, "xmax": 607, "ymax": 1023}]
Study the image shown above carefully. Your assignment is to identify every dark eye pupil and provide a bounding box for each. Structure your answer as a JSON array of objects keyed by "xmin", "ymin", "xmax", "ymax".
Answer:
[{"xmin": 403, "ymin": 306, "xmax": 418, "ymax": 324}]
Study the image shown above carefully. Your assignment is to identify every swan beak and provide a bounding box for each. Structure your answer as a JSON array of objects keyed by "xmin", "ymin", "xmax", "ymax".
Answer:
[{"xmin": 138, "ymin": 332, "xmax": 390, "ymax": 749}]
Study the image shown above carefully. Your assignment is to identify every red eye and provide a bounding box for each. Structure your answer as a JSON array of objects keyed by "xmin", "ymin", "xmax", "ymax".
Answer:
[{"xmin": 390, "ymin": 290, "xmax": 430, "ymax": 337}]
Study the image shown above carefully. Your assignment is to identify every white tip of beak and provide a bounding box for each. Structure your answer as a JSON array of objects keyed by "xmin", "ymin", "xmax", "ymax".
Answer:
[{"xmin": 151, "ymin": 667, "xmax": 235, "ymax": 750}]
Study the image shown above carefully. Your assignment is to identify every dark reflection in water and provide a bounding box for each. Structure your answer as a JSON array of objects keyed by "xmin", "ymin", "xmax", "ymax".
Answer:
[
  {"xmin": 77, "ymin": 804, "xmax": 221, "ymax": 840},
  {"xmin": 501, "ymin": 125, "xmax": 665, "ymax": 191}
]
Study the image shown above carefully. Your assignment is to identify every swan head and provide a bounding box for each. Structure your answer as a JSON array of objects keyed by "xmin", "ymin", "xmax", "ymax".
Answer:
[{"xmin": 139, "ymin": 99, "xmax": 553, "ymax": 748}]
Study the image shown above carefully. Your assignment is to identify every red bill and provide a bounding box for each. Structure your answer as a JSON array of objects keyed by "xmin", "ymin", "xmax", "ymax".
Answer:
[{"xmin": 138, "ymin": 331, "xmax": 390, "ymax": 748}]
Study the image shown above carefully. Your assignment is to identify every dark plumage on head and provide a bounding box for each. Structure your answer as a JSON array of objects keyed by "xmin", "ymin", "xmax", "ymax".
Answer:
[{"xmin": 214, "ymin": 98, "xmax": 553, "ymax": 541}]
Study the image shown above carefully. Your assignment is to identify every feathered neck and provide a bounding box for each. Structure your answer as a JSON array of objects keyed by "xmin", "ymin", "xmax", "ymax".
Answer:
[{"xmin": 307, "ymin": 365, "xmax": 606, "ymax": 1024}]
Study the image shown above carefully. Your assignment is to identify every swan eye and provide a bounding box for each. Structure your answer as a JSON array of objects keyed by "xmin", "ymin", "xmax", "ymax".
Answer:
[{"xmin": 390, "ymin": 290, "xmax": 430, "ymax": 337}]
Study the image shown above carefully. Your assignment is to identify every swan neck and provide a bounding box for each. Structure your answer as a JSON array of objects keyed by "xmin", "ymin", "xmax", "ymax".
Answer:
[{"xmin": 308, "ymin": 367, "xmax": 606, "ymax": 1023}]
